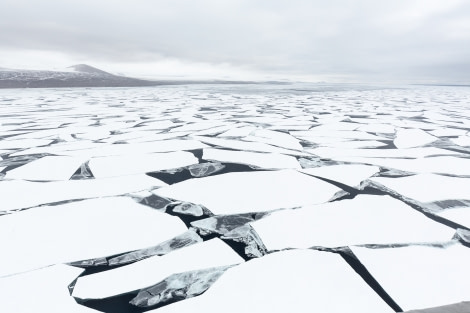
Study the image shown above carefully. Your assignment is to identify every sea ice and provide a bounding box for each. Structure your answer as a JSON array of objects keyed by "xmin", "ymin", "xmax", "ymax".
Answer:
[
  {"xmin": 4, "ymin": 155, "xmax": 87, "ymax": 181},
  {"xmin": 251, "ymin": 195, "xmax": 454, "ymax": 250},
  {"xmin": 351, "ymin": 243, "xmax": 470, "ymax": 311},
  {"xmin": 88, "ymin": 151, "xmax": 198, "ymax": 178},
  {"xmin": 369, "ymin": 174, "xmax": 470, "ymax": 203},
  {"xmin": 435, "ymin": 207, "xmax": 470, "ymax": 229},
  {"xmin": 153, "ymin": 170, "xmax": 342, "ymax": 214},
  {"xmin": 72, "ymin": 238, "xmax": 243, "ymax": 300},
  {"xmin": 0, "ymin": 264, "xmax": 98, "ymax": 313},
  {"xmin": 300, "ymin": 164, "xmax": 379, "ymax": 188},
  {"xmin": 0, "ymin": 174, "xmax": 166, "ymax": 213},
  {"xmin": 0, "ymin": 197, "xmax": 187, "ymax": 277},
  {"xmin": 202, "ymin": 148, "xmax": 301, "ymax": 169},
  {"xmin": 393, "ymin": 128, "xmax": 439, "ymax": 148},
  {"xmin": 150, "ymin": 249, "xmax": 394, "ymax": 313}
]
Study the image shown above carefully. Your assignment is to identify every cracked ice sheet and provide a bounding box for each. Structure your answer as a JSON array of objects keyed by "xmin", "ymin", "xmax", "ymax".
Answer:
[
  {"xmin": 251, "ymin": 195, "xmax": 454, "ymax": 250},
  {"xmin": 0, "ymin": 174, "xmax": 166, "ymax": 213},
  {"xmin": 153, "ymin": 170, "xmax": 342, "ymax": 214},
  {"xmin": 300, "ymin": 164, "xmax": 379, "ymax": 188},
  {"xmin": 0, "ymin": 197, "xmax": 186, "ymax": 277},
  {"xmin": 4, "ymin": 156, "xmax": 87, "ymax": 181},
  {"xmin": 0, "ymin": 264, "xmax": 99, "ymax": 313},
  {"xmin": 192, "ymin": 136, "xmax": 310, "ymax": 157},
  {"xmin": 394, "ymin": 128, "xmax": 439, "ymax": 149},
  {"xmin": 351, "ymin": 243, "xmax": 470, "ymax": 311},
  {"xmin": 435, "ymin": 207, "xmax": 470, "ymax": 229},
  {"xmin": 151, "ymin": 249, "xmax": 394, "ymax": 313},
  {"xmin": 0, "ymin": 138, "xmax": 53, "ymax": 150},
  {"xmin": 327, "ymin": 156, "xmax": 470, "ymax": 176},
  {"xmin": 309, "ymin": 147, "xmax": 459, "ymax": 159},
  {"xmin": 242, "ymin": 129, "xmax": 303, "ymax": 151},
  {"xmin": 369, "ymin": 174, "xmax": 470, "ymax": 203},
  {"xmin": 88, "ymin": 151, "xmax": 198, "ymax": 178},
  {"xmin": 72, "ymin": 238, "xmax": 243, "ymax": 300},
  {"xmin": 202, "ymin": 148, "xmax": 301, "ymax": 169}
]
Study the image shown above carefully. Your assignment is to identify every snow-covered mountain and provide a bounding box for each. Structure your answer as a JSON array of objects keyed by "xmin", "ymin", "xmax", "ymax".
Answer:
[{"xmin": 0, "ymin": 64, "xmax": 159, "ymax": 88}]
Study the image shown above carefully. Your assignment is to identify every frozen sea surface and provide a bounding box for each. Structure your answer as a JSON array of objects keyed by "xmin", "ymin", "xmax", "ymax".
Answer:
[{"xmin": 0, "ymin": 83, "xmax": 470, "ymax": 312}]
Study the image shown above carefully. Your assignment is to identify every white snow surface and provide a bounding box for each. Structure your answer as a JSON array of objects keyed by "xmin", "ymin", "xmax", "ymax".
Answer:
[
  {"xmin": 153, "ymin": 170, "xmax": 342, "ymax": 214},
  {"xmin": 351, "ymin": 243, "xmax": 470, "ymax": 311},
  {"xmin": 72, "ymin": 238, "xmax": 244, "ymax": 299},
  {"xmin": 0, "ymin": 264, "xmax": 99, "ymax": 313},
  {"xmin": 370, "ymin": 174, "xmax": 470, "ymax": 203},
  {"xmin": 151, "ymin": 249, "xmax": 394, "ymax": 313},
  {"xmin": 0, "ymin": 197, "xmax": 187, "ymax": 277},
  {"xmin": 251, "ymin": 195, "xmax": 454, "ymax": 250}
]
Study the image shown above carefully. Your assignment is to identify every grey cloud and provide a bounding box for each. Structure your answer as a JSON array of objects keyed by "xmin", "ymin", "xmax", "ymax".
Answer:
[{"xmin": 1, "ymin": 0, "xmax": 469, "ymax": 82}]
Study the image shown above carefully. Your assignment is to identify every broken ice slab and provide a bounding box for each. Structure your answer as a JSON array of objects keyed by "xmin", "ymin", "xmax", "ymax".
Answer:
[
  {"xmin": 429, "ymin": 128, "xmax": 468, "ymax": 137},
  {"xmin": 217, "ymin": 125, "xmax": 257, "ymax": 137},
  {"xmin": 330, "ymin": 155, "xmax": 470, "ymax": 176},
  {"xmin": 455, "ymin": 228, "xmax": 470, "ymax": 245},
  {"xmin": 221, "ymin": 224, "xmax": 267, "ymax": 258},
  {"xmin": 317, "ymin": 140, "xmax": 389, "ymax": 149},
  {"xmin": 299, "ymin": 164, "xmax": 379, "ymax": 188},
  {"xmin": 186, "ymin": 162, "xmax": 225, "ymax": 178},
  {"xmin": 356, "ymin": 123, "xmax": 396, "ymax": 134},
  {"xmin": 0, "ymin": 264, "xmax": 99, "ymax": 313},
  {"xmin": 150, "ymin": 249, "xmax": 394, "ymax": 313},
  {"xmin": 242, "ymin": 128, "xmax": 303, "ymax": 150},
  {"xmin": 403, "ymin": 301, "xmax": 470, "ymax": 313},
  {"xmin": 251, "ymin": 195, "xmax": 455, "ymax": 251},
  {"xmin": 4, "ymin": 155, "xmax": 87, "ymax": 181},
  {"xmin": 309, "ymin": 121, "xmax": 360, "ymax": 131},
  {"xmin": 0, "ymin": 174, "xmax": 166, "ymax": 213},
  {"xmin": 153, "ymin": 170, "xmax": 342, "ymax": 215},
  {"xmin": 393, "ymin": 128, "xmax": 439, "ymax": 148},
  {"xmin": 0, "ymin": 138, "xmax": 53, "ymax": 150},
  {"xmin": 369, "ymin": 174, "xmax": 470, "ymax": 203},
  {"xmin": 351, "ymin": 242, "xmax": 470, "ymax": 311},
  {"xmin": 309, "ymin": 146, "xmax": 460, "ymax": 160},
  {"xmin": 88, "ymin": 151, "xmax": 198, "ymax": 178},
  {"xmin": 0, "ymin": 197, "xmax": 186, "ymax": 277},
  {"xmin": 72, "ymin": 238, "xmax": 244, "ymax": 300},
  {"xmin": 192, "ymin": 135, "xmax": 310, "ymax": 157},
  {"xmin": 167, "ymin": 201, "xmax": 212, "ymax": 217},
  {"xmin": 108, "ymin": 230, "xmax": 203, "ymax": 266},
  {"xmin": 202, "ymin": 148, "xmax": 301, "ymax": 169},
  {"xmin": 84, "ymin": 139, "xmax": 208, "ymax": 157},
  {"xmin": 291, "ymin": 129, "xmax": 387, "ymax": 141},
  {"xmin": 191, "ymin": 213, "xmax": 261, "ymax": 236},
  {"xmin": 435, "ymin": 207, "xmax": 470, "ymax": 229},
  {"xmin": 451, "ymin": 135, "xmax": 470, "ymax": 147},
  {"xmin": 130, "ymin": 265, "xmax": 231, "ymax": 308}
]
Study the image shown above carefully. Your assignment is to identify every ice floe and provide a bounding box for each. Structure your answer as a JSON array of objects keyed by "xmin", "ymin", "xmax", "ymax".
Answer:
[
  {"xmin": 154, "ymin": 170, "xmax": 342, "ymax": 214},
  {"xmin": 4, "ymin": 156, "xmax": 87, "ymax": 181},
  {"xmin": 299, "ymin": 164, "xmax": 379, "ymax": 187},
  {"xmin": 0, "ymin": 174, "xmax": 166, "ymax": 212},
  {"xmin": 151, "ymin": 249, "xmax": 394, "ymax": 313},
  {"xmin": 72, "ymin": 238, "xmax": 244, "ymax": 300},
  {"xmin": 88, "ymin": 151, "xmax": 198, "ymax": 178},
  {"xmin": 251, "ymin": 195, "xmax": 454, "ymax": 250},
  {"xmin": 351, "ymin": 242, "xmax": 470, "ymax": 311},
  {"xmin": 202, "ymin": 148, "xmax": 301, "ymax": 169},
  {"xmin": 0, "ymin": 197, "xmax": 186, "ymax": 277},
  {"xmin": 369, "ymin": 174, "xmax": 470, "ymax": 203},
  {"xmin": 0, "ymin": 264, "xmax": 98, "ymax": 313},
  {"xmin": 393, "ymin": 128, "xmax": 439, "ymax": 149}
]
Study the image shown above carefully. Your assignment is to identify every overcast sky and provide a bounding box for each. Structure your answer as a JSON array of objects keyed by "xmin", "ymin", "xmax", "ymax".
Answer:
[{"xmin": 1, "ymin": 0, "xmax": 469, "ymax": 82}]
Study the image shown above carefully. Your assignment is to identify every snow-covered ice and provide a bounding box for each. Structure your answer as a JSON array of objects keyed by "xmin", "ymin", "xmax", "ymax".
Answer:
[
  {"xmin": 1, "ymin": 84, "xmax": 470, "ymax": 313},
  {"xmin": 150, "ymin": 249, "xmax": 394, "ymax": 313},
  {"xmin": 351, "ymin": 243, "xmax": 470, "ymax": 311}
]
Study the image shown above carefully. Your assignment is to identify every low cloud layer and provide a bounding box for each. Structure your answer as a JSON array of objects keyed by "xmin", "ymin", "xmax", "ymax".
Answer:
[{"xmin": 1, "ymin": 0, "xmax": 469, "ymax": 82}]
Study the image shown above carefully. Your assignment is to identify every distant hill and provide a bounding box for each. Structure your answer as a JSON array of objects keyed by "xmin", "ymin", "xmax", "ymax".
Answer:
[
  {"xmin": 0, "ymin": 64, "xmax": 261, "ymax": 88},
  {"xmin": 0, "ymin": 64, "xmax": 162, "ymax": 88}
]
